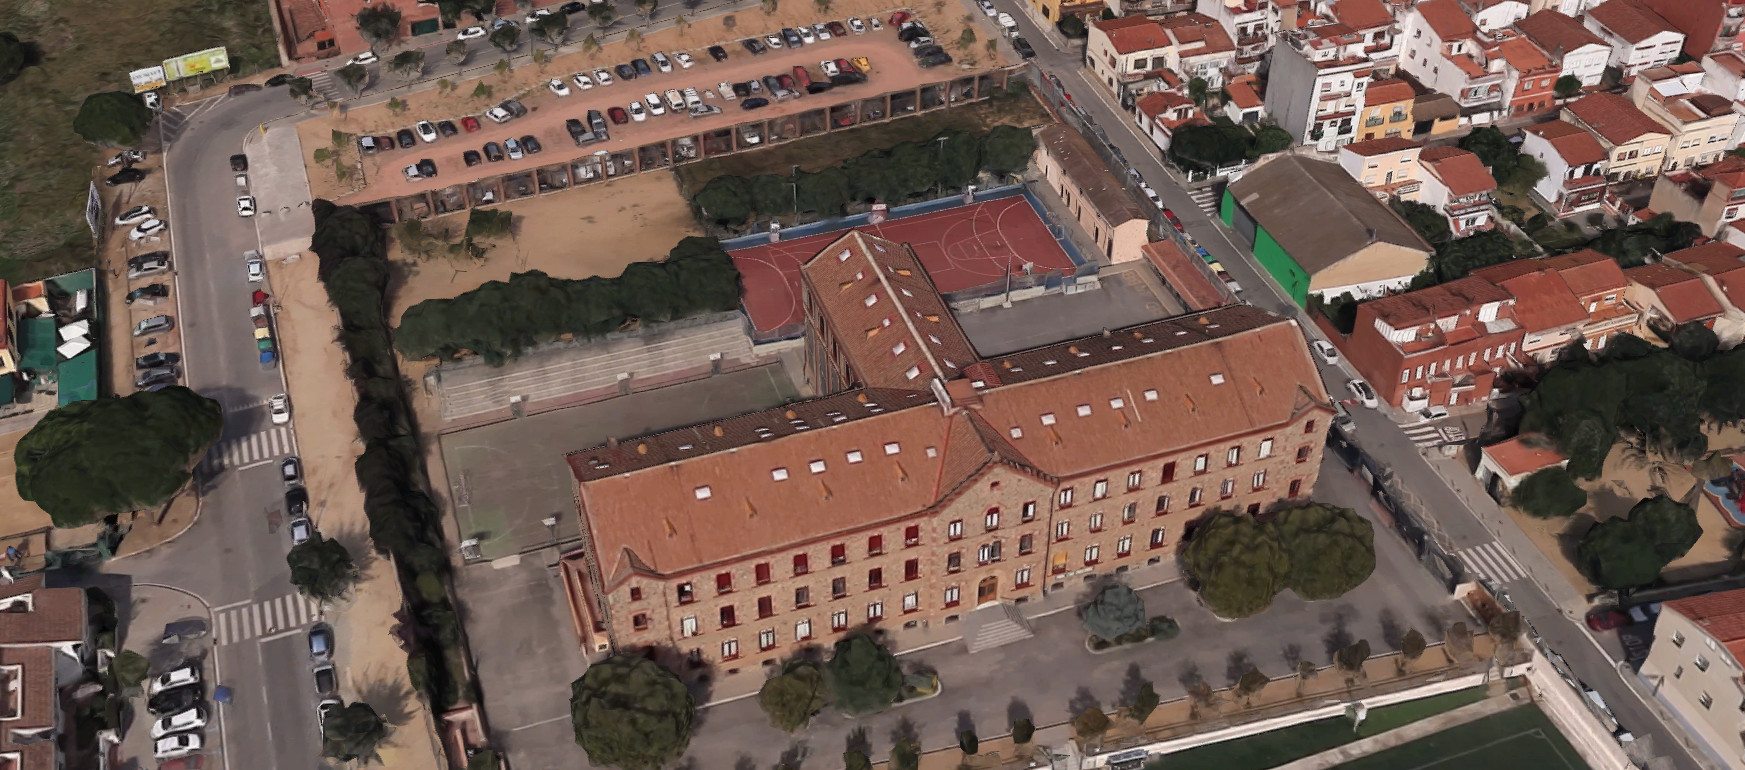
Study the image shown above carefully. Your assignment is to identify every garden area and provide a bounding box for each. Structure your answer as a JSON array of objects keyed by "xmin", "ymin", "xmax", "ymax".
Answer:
[{"xmin": 1167, "ymin": 122, "xmax": 1293, "ymax": 175}]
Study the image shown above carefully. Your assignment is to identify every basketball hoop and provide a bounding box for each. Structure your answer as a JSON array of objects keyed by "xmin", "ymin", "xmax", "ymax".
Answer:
[{"xmin": 868, "ymin": 201, "xmax": 888, "ymax": 225}]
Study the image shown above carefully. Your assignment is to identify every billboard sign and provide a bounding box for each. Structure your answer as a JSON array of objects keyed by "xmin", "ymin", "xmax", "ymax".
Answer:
[
  {"xmin": 129, "ymin": 66, "xmax": 168, "ymax": 93},
  {"xmin": 162, "ymin": 47, "xmax": 230, "ymax": 80}
]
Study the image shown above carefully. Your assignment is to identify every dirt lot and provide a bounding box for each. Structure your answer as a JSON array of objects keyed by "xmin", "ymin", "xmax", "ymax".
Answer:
[
  {"xmin": 1505, "ymin": 431, "xmax": 1743, "ymax": 593},
  {"xmin": 297, "ymin": 0, "xmax": 1008, "ymax": 203},
  {"xmin": 266, "ymin": 251, "xmax": 445, "ymax": 769},
  {"xmin": 384, "ymin": 171, "xmax": 699, "ymax": 324}
]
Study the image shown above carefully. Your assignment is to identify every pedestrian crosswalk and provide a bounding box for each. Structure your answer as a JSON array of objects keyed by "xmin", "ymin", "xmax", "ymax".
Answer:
[
  {"xmin": 306, "ymin": 71, "xmax": 338, "ymax": 101},
  {"xmin": 1187, "ymin": 186, "xmax": 1221, "ymax": 217},
  {"xmin": 1456, "ymin": 542, "xmax": 1528, "ymax": 585},
  {"xmin": 1400, "ymin": 422, "xmax": 1467, "ymax": 447},
  {"xmin": 214, "ymin": 593, "xmax": 325, "ymax": 646},
  {"xmin": 204, "ymin": 426, "xmax": 297, "ymax": 473}
]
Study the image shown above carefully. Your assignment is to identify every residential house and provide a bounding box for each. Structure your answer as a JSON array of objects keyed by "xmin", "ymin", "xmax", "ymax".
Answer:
[
  {"xmin": 1338, "ymin": 137, "xmax": 1426, "ymax": 200},
  {"xmin": 1417, "ymin": 146, "xmax": 1500, "ymax": 236},
  {"xmin": 562, "ymin": 248, "xmax": 1334, "ymax": 664},
  {"xmin": 1520, "ymin": 120, "xmax": 1611, "ymax": 214},
  {"xmin": 1640, "ymin": 589, "xmax": 1745, "ymax": 769},
  {"xmin": 1663, "ymin": 240, "xmax": 1745, "ymax": 343},
  {"xmin": 1513, "ymin": 9, "xmax": 1613, "ymax": 89},
  {"xmin": 1356, "ymin": 78, "xmax": 1418, "ymax": 140},
  {"xmin": 1086, "ymin": 14, "xmax": 1237, "ymax": 103},
  {"xmin": 1221, "ymin": 154, "xmax": 1435, "ymax": 304},
  {"xmin": 1033, "ymin": 125, "xmax": 1153, "ymax": 265},
  {"xmin": 1539, "ymin": 0, "xmax": 1606, "ymax": 14},
  {"xmin": 1197, "ymin": 0, "xmax": 1290, "ymax": 72},
  {"xmin": 1475, "ymin": 435, "xmax": 1568, "ymax": 497},
  {"xmin": 1223, "ymin": 78, "xmax": 1268, "ymax": 124},
  {"xmin": 1135, "ymin": 90, "xmax": 1211, "ymax": 152},
  {"xmin": 1497, "ymin": 34, "xmax": 1561, "ymax": 116},
  {"xmin": 1413, "ymin": 92, "xmax": 1464, "ymax": 136},
  {"xmin": 1628, "ymin": 65, "xmax": 1743, "ymax": 172},
  {"xmin": 1339, "ymin": 276, "xmax": 1526, "ymax": 409},
  {"xmin": 1105, "ymin": 0, "xmax": 1195, "ymax": 21},
  {"xmin": 1022, "ymin": 0, "xmax": 1106, "ymax": 27},
  {"xmin": 1701, "ymin": 50, "xmax": 1745, "ymax": 102},
  {"xmin": 1624, "ymin": 262, "xmax": 1729, "ymax": 330},
  {"xmin": 1583, "ymin": 0, "xmax": 1687, "ymax": 77},
  {"xmin": 1322, "ymin": 0, "xmax": 1407, "ymax": 74},
  {"xmin": 1461, "ymin": 0, "xmax": 1530, "ymax": 32},
  {"xmin": 1649, "ymin": 155, "xmax": 1745, "ymax": 236},
  {"xmin": 1563, "ymin": 92, "xmax": 1673, "ymax": 181},
  {"xmin": 1631, "ymin": 0, "xmax": 1745, "ymax": 59},
  {"xmin": 1470, "ymin": 249, "xmax": 1639, "ymax": 359},
  {"xmin": 0, "ymin": 575, "xmax": 92, "ymax": 770},
  {"xmin": 274, "ymin": 0, "xmax": 447, "ymax": 61},
  {"xmin": 1266, "ymin": 25, "xmax": 1384, "ymax": 149},
  {"xmin": 1399, "ymin": 0, "xmax": 1507, "ymax": 115}
]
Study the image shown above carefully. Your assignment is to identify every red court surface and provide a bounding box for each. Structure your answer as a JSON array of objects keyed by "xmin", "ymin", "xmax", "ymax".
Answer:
[{"xmin": 731, "ymin": 196, "xmax": 1080, "ymax": 333}]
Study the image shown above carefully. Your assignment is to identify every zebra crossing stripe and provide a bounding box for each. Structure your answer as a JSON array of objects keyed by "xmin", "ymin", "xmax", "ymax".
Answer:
[
  {"xmin": 214, "ymin": 593, "xmax": 324, "ymax": 646},
  {"xmin": 1459, "ymin": 543, "xmax": 1526, "ymax": 583}
]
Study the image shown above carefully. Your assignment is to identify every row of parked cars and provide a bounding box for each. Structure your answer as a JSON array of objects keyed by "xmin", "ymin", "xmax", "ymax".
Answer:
[{"xmin": 147, "ymin": 657, "xmax": 209, "ymax": 761}]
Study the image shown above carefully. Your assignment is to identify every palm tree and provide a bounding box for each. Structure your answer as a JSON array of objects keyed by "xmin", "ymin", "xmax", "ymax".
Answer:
[
  {"xmin": 673, "ymin": 13, "xmax": 690, "ymax": 30},
  {"xmin": 761, "ymin": 0, "xmax": 777, "ymax": 14},
  {"xmin": 322, "ymin": 702, "xmax": 389, "ymax": 764},
  {"xmin": 635, "ymin": 0, "xmax": 659, "ymax": 27}
]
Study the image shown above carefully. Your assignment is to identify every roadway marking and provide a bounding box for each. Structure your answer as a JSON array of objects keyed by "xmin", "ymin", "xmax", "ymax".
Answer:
[
  {"xmin": 215, "ymin": 593, "xmax": 322, "ymax": 646},
  {"xmin": 205, "ymin": 426, "xmax": 297, "ymax": 473},
  {"xmin": 1457, "ymin": 542, "xmax": 1528, "ymax": 584}
]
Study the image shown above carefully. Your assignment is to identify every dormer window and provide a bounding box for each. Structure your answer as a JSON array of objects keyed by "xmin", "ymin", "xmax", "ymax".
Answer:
[
  {"xmin": 1040, "ymin": 413, "xmax": 1056, "ymax": 425},
  {"xmin": 694, "ymin": 486, "xmax": 713, "ymax": 500},
  {"xmin": 810, "ymin": 459, "xmax": 827, "ymax": 474},
  {"xmin": 846, "ymin": 450, "xmax": 864, "ymax": 464},
  {"xmin": 771, "ymin": 468, "xmax": 789, "ymax": 481},
  {"xmin": 1076, "ymin": 404, "xmax": 1092, "ymax": 417},
  {"xmin": 884, "ymin": 442, "xmax": 901, "ymax": 455}
]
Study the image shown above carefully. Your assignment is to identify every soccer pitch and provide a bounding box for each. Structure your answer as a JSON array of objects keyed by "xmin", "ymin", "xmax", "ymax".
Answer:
[{"xmin": 1334, "ymin": 704, "xmax": 1589, "ymax": 770}]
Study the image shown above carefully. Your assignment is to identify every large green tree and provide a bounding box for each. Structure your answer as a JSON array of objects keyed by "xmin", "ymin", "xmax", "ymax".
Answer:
[
  {"xmin": 16, "ymin": 387, "xmax": 221, "ymax": 527},
  {"xmin": 1390, "ymin": 199, "xmax": 1452, "ymax": 246},
  {"xmin": 826, "ymin": 633, "xmax": 902, "ymax": 715},
  {"xmin": 1581, "ymin": 213, "xmax": 1701, "ymax": 266},
  {"xmin": 355, "ymin": 5, "xmax": 403, "ymax": 51},
  {"xmin": 1576, "ymin": 495, "xmax": 1701, "ymax": 590},
  {"xmin": 336, "ymin": 63, "xmax": 369, "ymax": 97},
  {"xmin": 980, "ymin": 124, "xmax": 1036, "ymax": 176},
  {"xmin": 757, "ymin": 658, "xmax": 827, "ymax": 731},
  {"xmin": 1510, "ymin": 466, "xmax": 1587, "ymax": 519},
  {"xmin": 322, "ymin": 702, "xmax": 389, "ymax": 763},
  {"xmin": 388, "ymin": 50, "xmax": 425, "ymax": 82},
  {"xmin": 1458, "ymin": 126, "xmax": 1519, "ymax": 182},
  {"xmin": 1182, "ymin": 513, "xmax": 1289, "ymax": 618},
  {"xmin": 694, "ymin": 175, "xmax": 752, "ymax": 226},
  {"xmin": 287, "ymin": 532, "xmax": 361, "ymax": 602},
  {"xmin": 1079, "ymin": 582, "xmax": 1146, "ymax": 641},
  {"xmin": 0, "ymin": 32, "xmax": 26, "ymax": 83},
  {"xmin": 1274, "ymin": 504, "xmax": 1375, "ymax": 600},
  {"xmin": 1170, "ymin": 124, "xmax": 1251, "ymax": 172},
  {"xmin": 489, "ymin": 24, "xmax": 521, "ymax": 54},
  {"xmin": 73, "ymin": 91, "xmax": 154, "ymax": 147},
  {"xmin": 570, "ymin": 655, "xmax": 694, "ymax": 770},
  {"xmin": 533, "ymin": 13, "xmax": 571, "ymax": 47}
]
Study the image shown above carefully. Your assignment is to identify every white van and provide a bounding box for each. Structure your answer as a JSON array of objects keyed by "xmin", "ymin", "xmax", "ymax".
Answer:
[{"xmin": 997, "ymin": 12, "xmax": 1019, "ymax": 37}]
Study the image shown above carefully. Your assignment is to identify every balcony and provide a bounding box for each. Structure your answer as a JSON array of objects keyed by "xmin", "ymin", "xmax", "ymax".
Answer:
[
  {"xmin": 1116, "ymin": 0, "xmax": 1193, "ymax": 13},
  {"xmin": 1402, "ymin": 387, "xmax": 1429, "ymax": 412}
]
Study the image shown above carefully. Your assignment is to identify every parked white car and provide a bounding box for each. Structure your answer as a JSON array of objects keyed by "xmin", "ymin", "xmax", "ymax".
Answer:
[
  {"xmin": 571, "ymin": 72, "xmax": 595, "ymax": 90},
  {"xmin": 115, "ymin": 205, "xmax": 156, "ymax": 225},
  {"xmin": 129, "ymin": 219, "xmax": 167, "ymax": 241},
  {"xmin": 269, "ymin": 393, "xmax": 291, "ymax": 425},
  {"xmin": 151, "ymin": 707, "xmax": 208, "ymax": 740},
  {"xmin": 1346, "ymin": 379, "xmax": 1378, "ymax": 408},
  {"xmin": 154, "ymin": 734, "xmax": 203, "ymax": 760},
  {"xmin": 456, "ymin": 25, "xmax": 487, "ymax": 40},
  {"xmin": 246, "ymin": 251, "xmax": 265, "ymax": 282},
  {"xmin": 148, "ymin": 666, "xmax": 200, "ymax": 695},
  {"xmin": 347, "ymin": 51, "xmax": 378, "ymax": 65},
  {"xmin": 1312, "ymin": 340, "xmax": 1338, "ymax": 364},
  {"xmin": 236, "ymin": 196, "xmax": 256, "ymax": 217},
  {"xmin": 593, "ymin": 68, "xmax": 614, "ymax": 85},
  {"xmin": 674, "ymin": 51, "xmax": 695, "ymax": 68}
]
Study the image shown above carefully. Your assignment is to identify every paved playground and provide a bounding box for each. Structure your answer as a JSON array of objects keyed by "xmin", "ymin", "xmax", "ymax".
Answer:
[{"xmin": 730, "ymin": 194, "xmax": 1081, "ymax": 333}]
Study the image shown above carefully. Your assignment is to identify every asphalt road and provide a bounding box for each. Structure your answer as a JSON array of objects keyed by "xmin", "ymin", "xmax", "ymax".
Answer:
[
  {"xmin": 108, "ymin": 87, "xmax": 332, "ymax": 770},
  {"xmin": 985, "ymin": 5, "xmax": 1716, "ymax": 767}
]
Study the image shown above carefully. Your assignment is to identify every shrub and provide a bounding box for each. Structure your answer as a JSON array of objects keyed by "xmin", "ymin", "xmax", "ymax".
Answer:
[{"xmin": 1012, "ymin": 718, "xmax": 1034, "ymax": 744}]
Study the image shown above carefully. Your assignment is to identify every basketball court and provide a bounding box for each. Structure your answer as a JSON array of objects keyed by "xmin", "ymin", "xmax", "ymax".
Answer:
[{"xmin": 730, "ymin": 195, "xmax": 1082, "ymax": 334}]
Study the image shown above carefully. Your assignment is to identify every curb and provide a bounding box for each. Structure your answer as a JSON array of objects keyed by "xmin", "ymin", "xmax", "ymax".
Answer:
[{"xmin": 110, "ymin": 492, "xmax": 204, "ymax": 563}]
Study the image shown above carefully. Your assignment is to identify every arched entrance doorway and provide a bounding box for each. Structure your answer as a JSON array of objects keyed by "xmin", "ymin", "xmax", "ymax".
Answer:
[{"xmin": 976, "ymin": 576, "xmax": 998, "ymax": 606}]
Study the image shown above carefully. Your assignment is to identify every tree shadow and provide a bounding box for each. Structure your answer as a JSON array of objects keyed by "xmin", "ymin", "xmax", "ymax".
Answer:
[
  {"xmin": 1066, "ymin": 686, "xmax": 1100, "ymax": 719},
  {"xmin": 1322, "ymin": 608, "xmax": 1354, "ymax": 662},
  {"xmin": 778, "ymin": 741, "xmax": 810, "ymax": 769},
  {"xmin": 955, "ymin": 709, "xmax": 976, "ymax": 739},
  {"xmin": 1281, "ymin": 642, "xmax": 1303, "ymax": 670},
  {"xmin": 1119, "ymin": 663, "xmax": 1148, "ymax": 705},
  {"xmin": 1225, "ymin": 650, "xmax": 1252, "ymax": 687},
  {"xmin": 1006, "ymin": 697, "xmax": 1031, "ymax": 730},
  {"xmin": 1420, "ymin": 606, "xmax": 1450, "ymax": 639},
  {"xmin": 889, "ymin": 717, "xmax": 919, "ymax": 747},
  {"xmin": 324, "ymin": 520, "xmax": 380, "ymax": 578},
  {"xmin": 733, "ymin": 757, "xmax": 757, "ymax": 770},
  {"xmin": 352, "ymin": 667, "xmax": 416, "ymax": 727},
  {"xmin": 845, "ymin": 727, "xmax": 872, "ymax": 758},
  {"xmin": 1176, "ymin": 662, "xmax": 1204, "ymax": 692},
  {"xmin": 1379, "ymin": 608, "xmax": 1403, "ymax": 650}
]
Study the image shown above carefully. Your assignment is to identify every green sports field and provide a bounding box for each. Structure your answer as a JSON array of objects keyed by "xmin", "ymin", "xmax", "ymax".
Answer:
[{"xmin": 1333, "ymin": 704, "xmax": 1589, "ymax": 770}]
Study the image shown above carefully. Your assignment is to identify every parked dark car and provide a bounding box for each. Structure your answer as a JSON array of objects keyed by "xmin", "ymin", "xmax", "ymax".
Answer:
[
  {"xmin": 588, "ymin": 109, "xmax": 608, "ymax": 135},
  {"xmin": 789, "ymin": 67, "xmax": 812, "ymax": 88},
  {"xmin": 374, "ymin": 134, "xmax": 394, "ymax": 151},
  {"xmin": 125, "ymin": 284, "xmax": 169, "ymax": 305},
  {"xmin": 308, "ymin": 623, "xmax": 334, "ymax": 660},
  {"xmin": 826, "ymin": 20, "xmax": 847, "ymax": 36},
  {"xmin": 807, "ymin": 81, "xmax": 834, "ymax": 94},
  {"xmin": 741, "ymin": 38, "xmax": 766, "ymax": 55},
  {"xmin": 631, "ymin": 58, "xmax": 652, "ymax": 76},
  {"xmin": 228, "ymin": 83, "xmax": 261, "ymax": 96},
  {"xmin": 463, "ymin": 150, "xmax": 483, "ymax": 166},
  {"xmin": 560, "ymin": 0, "xmax": 585, "ymax": 12},
  {"xmin": 136, "ymin": 368, "xmax": 179, "ymax": 388},
  {"xmin": 286, "ymin": 487, "xmax": 309, "ymax": 518},
  {"xmin": 396, "ymin": 129, "xmax": 417, "ymax": 148},
  {"xmin": 483, "ymin": 141, "xmax": 505, "ymax": 161},
  {"xmin": 415, "ymin": 158, "xmax": 437, "ymax": 177},
  {"xmin": 776, "ymin": 73, "xmax": 797, "ymax": 91},
  {"xmin": 708, "ymin": 44, "xmax": 729, "ymax": 62},
  {"xmin": 129, "ymin": 251, "xmax": 171, "ymax": 269},
  {"xmin": 918, "ymin": 50, "xmax": 952, "ymax": 67},
  {"xmin": 229, "ymin": 154, "xmax": 248, "ymax": 172},
  {"xmin": 608, "ymin": 106, "xmax": 630, "ymax": 124},
  {"xmin": 147, "ymin": 685, "xmax": 202, "ymax": 716},
  {"xmin": 731, "ymin": 81, "xmax": 752, "ymax": 98},
  {"xmin": 501, "ymin": 99, "xmax": 527, "ymax": 117},
  {"xmin": 830, "ymin": 72, "xmax": 865, "ymax": 86},
  {"xmin": 616, "ymin": 63, "xmax": 637, "ymax": 80},
  {"xmin": 898, "ymin": 24, "xmax": 929, "ymax": 42},
  {"xmin": 106, "ymin": 168, "xmax": 147, "ymax": 186},
  {"xmin": 265, "ymin": 73, "xmax": 294, "ymax": 87},
  {"xmin": 1012, "ymin": 36, "xmax": 1036, "ymax": 59},
  {"xmin": 740, "ymin": 97, "xmax": 770, "ymax": 110},
  {"xmin": 437, "ymin": 120, "xmax": 459, "ymax": 137},
  {"xmin": 521, "ymin": 135, "xmax": 542, "ymax": 154},
  {"xmin": 136, "ymin": 352, "xmax": 182, "ymax": 370},
  {"xmin": 781, "ymin": 27, "xmax": 802, "ymax": 47},
  {"xmin": 912, "ymin": 43, "xmax": 944, "ymax": 58}
]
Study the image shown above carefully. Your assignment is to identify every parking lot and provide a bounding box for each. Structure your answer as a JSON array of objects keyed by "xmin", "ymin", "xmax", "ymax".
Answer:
[{"xmin": 341, "ymin": 24, "xmax": 985, "ymax": 202}]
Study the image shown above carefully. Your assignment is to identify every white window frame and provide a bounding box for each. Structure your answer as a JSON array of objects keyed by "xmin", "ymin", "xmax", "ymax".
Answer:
[
  {"xmin": 795, "ymin": 619, "xmax": 812, "ymax": 640},
  {"xmin": 1084, "ymin": 545, "xmax": 1100, "ymax": 563},
  {"xmin": 759, "ymin": 628, "xmax": 777, "ymax": 649},
  {"xmin": 984, "ymin": 511, "xmax": 1000, "ymax": 530},
  {"xmin": 1055, "ymin": 521, "xmax": 1071, "ymax": 539},
  {"xmin": 945, "ymin": 586, "xmax": 961, "ymax": 604},
  {"xmin": 681, "ymin": 616, "xmax": 698, "ymax": 637},
  {"xmin": 867, "ymin": 601, "xmax": 884, "ymax": 620},
  {"xmin": 722, "ymin": 638, "xmax": 739, "ymax": 658}
]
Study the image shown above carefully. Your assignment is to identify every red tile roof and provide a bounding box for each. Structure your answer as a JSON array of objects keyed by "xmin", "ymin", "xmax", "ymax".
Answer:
[
  {"xmin": 800, "ymin": 230, "xmax": 977, "ymax": 388},
  {"xmin": 1331, "ymin": 0, "xmax": 1394, "ymax": 30},
  {"xmin": 1225, "ymin": 80, "xmax": 1263, "ymax": 109},
  {"xmin": 1626, "ymin": 263, "xmax": 1727, "ymax": 322},
  {"xmin": 1159, "ymin": 14, "xmax": 1237, "ymax": 56},
  {"xmin": 1343, "ymin": 137, "xmax": 1422, "ymax": 157},
  {"xmin": 1481, "ymin": 435, "xmax": 1567, "ymax": 478},
  {"xmin": 0, "ymin": 575, "xmax": 86, "ymax": 645},
  {"xmin": 1664, "ymin": 588, "xmax": 1745, "ymax": 666},
  {"xmin": 1667, "ymin": 241, "xmax": 1745, "ymax": 309},
  {"xmin": 1096, "ymin": 15, "xmax": 1172, "ymax": 54},
  {"xmin": 1565, "ymin": 93, "xmax": 1669, "ymax": 145},
  {"xmin": 1364, "ymin": 78, "xmax": 1417, "ymax": 105},
  {"xmin": 1541, "ymin": 249, "xmax": 1628, "ymax": 297},
  {"xmin": 1419, "ymin": 146, "xmax": 1498, "ymax": 196},
  {"xmin": 1585, "ymin": 0, "xmax": 1679, "ymax": 44},
  {"xmin": 1363, "ymin": 276, "xmax": 1515, "ymax": 328},
  {"xmin": 1523, "ymin": 120, "xmax": 1609, "ymax": 167},
  {"xmin": 1414, "ymin": 0, "xmax": 1478, "ymax": 41},
  {"xmin": 1697, "ymin": 155, "xmax": 1745, "ymax": 189},
  {"xmin": 1481, "ymin": 269, "xmax": 1589, "ymax": 332},
  {"xmin": 1497, "ymin": 37, "xmax": 1556, "ymax": 74},
  {"xmin": 1143, "ymin": 241, "xmax": 1227, "ymax": 311},
  {"xmin": 1513, "ymin": 9, "xmax": 1608, "ymax": 56}
]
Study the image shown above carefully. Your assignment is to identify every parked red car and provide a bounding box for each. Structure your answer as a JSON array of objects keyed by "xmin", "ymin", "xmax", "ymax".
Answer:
[
  {"xmin": 461, "ymin": 116, "xmax": 482, "ymax": 133},
  {"xmin": 608, "ymin": 106, "xmax": 630, "ymax": 125},
  {"xmin": 890, "ymin": 10, "xmax": 912, "ymax": 24},
  {"xmin": 1585, "ymin": 608, "xmax": 1628, "ymax": 632},
  {"xmin": 790, "ymin": 66, "xmax": 813, "ymax": 88}
]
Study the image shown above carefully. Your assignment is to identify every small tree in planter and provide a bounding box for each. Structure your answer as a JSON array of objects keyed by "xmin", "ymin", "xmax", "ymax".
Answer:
[
  {"xmin": 1012, "ymin": 718, "xmax": 1035, "ymax": 745},
  {"xmin": 1128, "ymin": 681, "xmax": 1159, "ymax": 724},
  {"xmin": 1148, "ymin": 615, "xmax": 1180, "ymax": 640},
  {"xmin": 1073, "ymin": 707, "xmax": 1111, "ymax": 745},
  {"xmin": 1294, "ymin": 660, "xmax": 1318, "ymax": 696},
  {"xmin": 1235, "ymin": 666, "xmax": 1268, "ymax": 707},
  {"xmin": 1080, "ymin": 583, "xmax": 1146, "ymax": 644},
  {"xmin": 843, "ymin": 751, "xmax": 872, "ymax": 770},
  {"xmin": 959, "ymin": 729, "xmax": 978, "ymax": 755},
  {"xmin": 1335, "ymin": 640, "xmax": 1371, "ymax": 687},
  {"xmin": 1399, "ymin": 629, "xmax": 1427, "ymax": 674}
]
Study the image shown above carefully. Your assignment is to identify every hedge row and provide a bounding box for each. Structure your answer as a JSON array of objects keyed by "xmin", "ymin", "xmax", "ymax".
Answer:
[
  {"xmin": 393, "ymin": 236, "xmax": 743, "ymax": 365},
  {"xmin": 691, "ymin": 124, "xmax": 1037, "ymax": 229},
  {"xmin": 310, "ymin": 200, "xmax": 472, "ymax": 710}
]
